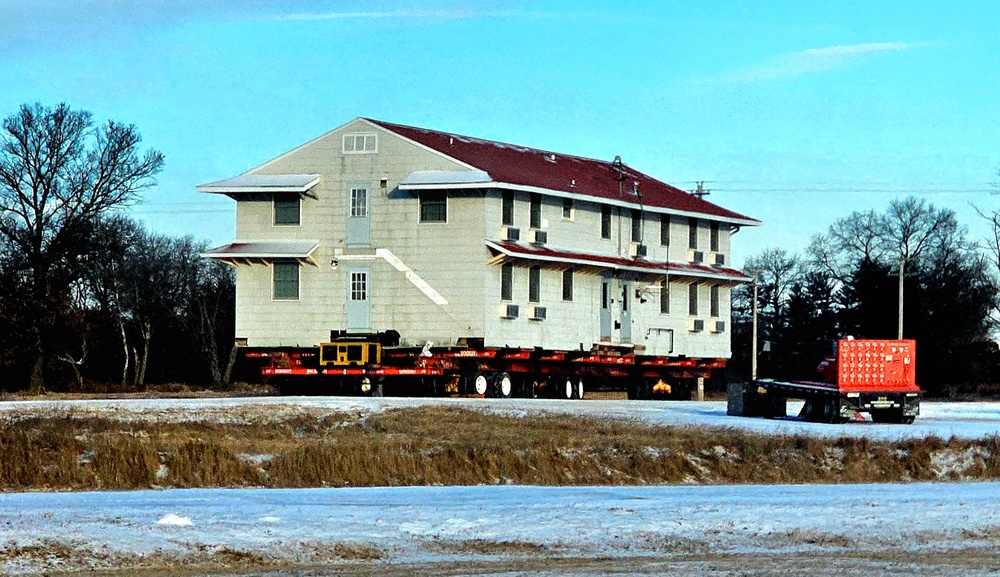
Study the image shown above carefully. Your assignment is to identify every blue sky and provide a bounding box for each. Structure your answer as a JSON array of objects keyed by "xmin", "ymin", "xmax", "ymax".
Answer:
[{"xmin": 1, "ymin": 0, "xmax": 998, "ymax": 266}]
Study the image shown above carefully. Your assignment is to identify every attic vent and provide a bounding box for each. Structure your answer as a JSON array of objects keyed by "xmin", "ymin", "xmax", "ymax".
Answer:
[
  {"xmin": 545, "ymin": 153, "xmax": 557, "ymax": 163},
  {"xmin": 449, "ymin": 137, "xmax": 454, "ymax": 145}
]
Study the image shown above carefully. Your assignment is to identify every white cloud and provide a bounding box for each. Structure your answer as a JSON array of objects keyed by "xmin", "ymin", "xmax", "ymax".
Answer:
[{"xmin": 717, "ymin": 42, "xmax": 932, "ymax": 83}]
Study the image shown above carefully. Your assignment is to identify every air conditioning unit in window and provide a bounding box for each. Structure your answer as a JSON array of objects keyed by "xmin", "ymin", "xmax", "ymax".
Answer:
[
  {"xmin": 528, "ymin": 306, "xmax": 547, "ymax": 321},
  {"xmin": 498, "ymin": 303, "xmax": 519, "ymax": 319},
  {"xmin": 688, "ymin": 319, "xmax": 705, "ymax": 332},
  {"xmin": 687, "ymin": 249, "xmax": 705, "ymax": 264},
  {"xmin": 712, "ymin": 321, "xmax": 726, "ymax": 333},
  {"xmin": 501, "ymin": 226, "xmax": 520, "ymax": 241},
  {"xmin": 628, "ymin": 242, "xmax": 648, "ymax": 258},
  {"xmin": 711, "ymin": 252, "xmax": 725, "ymax": 266},
  {"xmin": 529, "ymin": 229, "xmax": 548, "ymax": 245}
]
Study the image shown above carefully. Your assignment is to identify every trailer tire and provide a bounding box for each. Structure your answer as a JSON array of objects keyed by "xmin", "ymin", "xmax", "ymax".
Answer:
[
  {"xmin": 469, "ymin": 372, "xmax": 489, "ymax": 396},
  {"xmin": 561, "ymin": 377, "xmax": 575, "ymax": 400},
  {"xmin": 576, "ymin": 378, "xmax": 585, "ymax": 400},
  {"xmin": 490, "ymin": 372, "xmax": 514, "ymax": 399}
]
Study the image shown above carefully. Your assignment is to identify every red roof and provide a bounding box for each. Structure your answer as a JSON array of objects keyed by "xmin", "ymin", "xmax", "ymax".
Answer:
[
  {"xmin": 486, "ymin": 240, "xmax": 750, "ymax": 283},
  {"xmin": 367, "ymin": 119, "xmax": 759, "ymax": 225}
]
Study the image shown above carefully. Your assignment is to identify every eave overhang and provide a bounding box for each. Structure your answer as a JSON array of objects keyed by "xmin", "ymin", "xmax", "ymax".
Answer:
[
  {"xmin": 200, "ymin": 240, "xmax": 320, "ymax": 267},
  {"xmin": 196, "ymin": 174, "xmax": 321, "ymax": 201},
  {"xmin": 485, "ymin": 239, "xmax": 750, "ymax": 285}
]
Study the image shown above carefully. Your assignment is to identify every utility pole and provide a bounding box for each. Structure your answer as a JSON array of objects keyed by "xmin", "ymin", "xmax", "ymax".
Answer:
[
  {"xmin": 897, "ymin": 257, "xmax": 905, "ymax": 339},
  {"xmin": 752, "ymin": 272, "xmax": 759, "ymax": 381},
  {"xmin": 692, "ymin": 181, "xmax": 711, "ymax": 199}
]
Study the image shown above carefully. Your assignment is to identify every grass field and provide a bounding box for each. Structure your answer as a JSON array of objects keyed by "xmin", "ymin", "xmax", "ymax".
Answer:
[{"xmin": 3, "ymin": 405, "xmax": 1000, "ymax": 491}]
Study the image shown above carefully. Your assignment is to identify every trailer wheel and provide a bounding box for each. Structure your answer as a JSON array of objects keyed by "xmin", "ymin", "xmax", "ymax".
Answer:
[
  {"xmin": 558, "ymin": 377, "xmax": 574, "ymax": 400},
  {"xmin": 576, "ymin": 378, "xmax": 585, "ymax": 400},
  {"xmin": 490, "ymin": 372, "xmax": 513, "ymax": 399},
  {"xmin": 470, "ymin": 372, "xmax": 489, "ymax": 396}
]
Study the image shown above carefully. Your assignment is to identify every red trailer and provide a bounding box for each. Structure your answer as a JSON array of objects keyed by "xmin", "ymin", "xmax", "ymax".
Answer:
[
  {"xmin": 248, "ymin": 331, "xmax": 724, "ymax": 400},
  {"xmin": 728, "ymin": 339, "xmax": 921, "ymax": 424}
]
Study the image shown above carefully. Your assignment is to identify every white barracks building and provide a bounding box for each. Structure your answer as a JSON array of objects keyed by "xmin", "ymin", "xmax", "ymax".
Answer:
[{"xmin": 199, "ymin": 118, "xmax": 759, "ymax": 362}]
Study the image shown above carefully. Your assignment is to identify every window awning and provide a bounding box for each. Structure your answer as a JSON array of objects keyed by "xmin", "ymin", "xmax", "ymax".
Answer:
[
  {"xmin": 399, "ymin": 169, "xmax": 493, "ymax": 189},
  {"xmin": 485, "ymin": 239, "xmax": 750, "ymax": 284},
  {"xmin": 201, "ymin": 240, "xmax": 320, "ymax": 266},
  {"xmin": 196, "ymin": 174, "xmax": 321, "ymax": 200}
]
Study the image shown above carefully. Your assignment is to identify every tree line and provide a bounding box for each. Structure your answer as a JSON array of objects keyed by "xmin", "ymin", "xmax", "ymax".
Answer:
[
  {"xmin": 0, "ymin": 103, "xmax": 235, "ymax": 392},
  {"xmin": 730, "ymin": 197, "xmax": 1000, "ymax": 397}
]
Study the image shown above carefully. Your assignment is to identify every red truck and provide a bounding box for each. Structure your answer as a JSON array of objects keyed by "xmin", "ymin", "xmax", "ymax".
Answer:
[{"xmin": 728, "ymin": 339, "xmax": 921, "ymax": 424}]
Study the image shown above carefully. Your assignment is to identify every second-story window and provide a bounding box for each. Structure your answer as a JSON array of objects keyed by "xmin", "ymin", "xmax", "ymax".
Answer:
[
  {"xmin": 631, "ymin": 209, "xmax": 642, "ymax": 243},
  {"xmin": 660, "ymin": 214, "xmax": 670, "ymax": 246},
  {"xmin": 528, "ymin": 266, "xmax": 541, "ymax": 303},
  {"xmin": 562, "ymin": 198, "xmax": 573, "ymax": 219},
  {"xmin": 660, "ymin": 277, "xmax": 670, "ymax": 314},
  {"xmin": 350, "ymin": 187, "xmax": 368, "ymax": 217},
  {"xmin": 530, "ymin": 193, "xmax": 541, "ymax": 228},
  {"xmin": 710, "ymin": 285, "xmax": 720, "ymax": 317},
  {"xmin": 688, "ymin": 217, "xmax": 699, "ymax": 249},
  {"xmin": 688, "ymin": 282, "xmax": 699, "ymax": 316},
  {"xmin": 601, "ymin": 205, "xmax": 612, "ymax": 239},
  {"xmin": 502, "ymin": 191, "xmax": 514, "ymax": 226},
  {"xmin": 420, "ymin": 191, "xmax": 447, "ymax": 223},
  {"xmin": 710, "ymin": 221, "xmax": 720, "ymax": 252},
  {"xmin": 273, "ymin": 196, "xmax": 300, "ymax": 226}
]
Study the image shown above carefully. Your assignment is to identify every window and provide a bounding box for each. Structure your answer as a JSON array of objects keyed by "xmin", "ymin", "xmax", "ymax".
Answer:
[
  {"xmin": 562, "ymin": 198, "xmax": 573, "ymax": 219},
  {"xmin": 631, "ymin": 209, "xmax": 642, "ymax": 243},
  {"xmin": 528, "ymin": 266, "xmax": 540, "ymax": 303},
  {"xmin": 710, "ymin": 221, "xmax": 720, "ymax": 252},
  {"xmin": 343, "ymin": 133, "xmax": 377, "ymax": 153},
  {"xmin": 688, "ymin": 217, "xmax": 699, "ymax": 249},
  {"xmin": 660, "ymin": 214, "xmax": 670, "ymax": 246},
  {"xmin": 710, "ymin": 285, "xmax": 720, "ymax": 317},
  {"xmin": 419, "ymin": 191, "xmax": 447, "ymax": 223},
  {"xmin": 601, "ymin": 282, "xmax": 609, "ymax": 309},
  {"xmin": 601, "ymin": 205, "xmax": 612, "ymax": 239},
  {"xmin": 562, "ymin": 268, "xmax": 574, "ymax": 301},
  {"xmin": 273, "ymin": 196, "xmax": 300, "ymax": 226},
  {"xmin": 350, "ymin": 272, "xmax": 368, "ymax": 301},
  {"xmin": 529, "ymin": 193, "xmax": 541, "ymax": 228},
  {"xmin": 502, "ymin": 191, "xmax": 514, "ymax": 226},
  {"xmin": 688, "ymin": 282, "xmax": 699, "ymax": 316},
  {"xmin": 350, "ymin": 187, "xmax": 368, "ymax": 218},
  {"xmin": 501, "ymin": 263, "xmax": 513, "ymax": 301},
  {"xmin": 273, "ymin": 262, "xmax": 299, "ymax": 300},
  {"xmin": 660, "ymin": 277, "xmax": 670, "ymax": 314}
]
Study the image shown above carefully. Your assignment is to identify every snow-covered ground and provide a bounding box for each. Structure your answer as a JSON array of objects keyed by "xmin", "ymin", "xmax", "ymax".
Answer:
[
  {"xmin": 2, "ymin": 396, "xmax": 1000, "ymax": 440},
  {"xmin": 4, "ymin": 397, "xmax": 1000, "ymax": 574},
  {"xmin": 3, "ymin": 482, "xmax": 1000, "ymax": 575}
]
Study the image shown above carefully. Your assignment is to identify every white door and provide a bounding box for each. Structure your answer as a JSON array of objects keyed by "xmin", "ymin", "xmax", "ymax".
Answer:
[
  {"xmin": 346, "ymin": 184, "xmax": 370, "ymax": 247},
  {"xmin": 346, "ymin": 268, "xmax": 371, "ymax": 332}
]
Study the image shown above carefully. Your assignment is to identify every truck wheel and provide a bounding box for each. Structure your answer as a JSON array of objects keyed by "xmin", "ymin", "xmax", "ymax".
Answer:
[{"xmin": 490, "ymin": 372, "xmax": 513, "ymax": 399}]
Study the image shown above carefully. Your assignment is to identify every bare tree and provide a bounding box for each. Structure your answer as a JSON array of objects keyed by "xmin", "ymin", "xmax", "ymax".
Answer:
[
  {"xmin": 744, "ymin": 247, "xmax": 803, "ymax": 337},
  {"xmin": 0, "ymin": 103, "xmax": 163, "ymax": 391}
]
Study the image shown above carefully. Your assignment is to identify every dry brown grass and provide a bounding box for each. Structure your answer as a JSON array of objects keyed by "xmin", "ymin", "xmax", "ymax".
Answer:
[{"xmin": 2, "ymin": 406, "xmax": 1000, "ymax": 491}]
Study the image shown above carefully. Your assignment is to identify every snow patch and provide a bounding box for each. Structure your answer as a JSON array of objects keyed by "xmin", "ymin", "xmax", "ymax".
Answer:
[{"xmin": 155, "ymin": 513, "xmax": 192, "ymax": 526}]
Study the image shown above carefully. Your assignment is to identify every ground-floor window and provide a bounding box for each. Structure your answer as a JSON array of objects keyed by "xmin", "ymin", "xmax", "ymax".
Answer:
[
  {"xmin": 562, "ymin": 268, "xmax": 573, "ymax": 301},
  {"xmin": 529, "ymin": 266, "xmax": 541, "ymax": 303},
  {"xmin": 273, "ymin": 262, "xmax": 299, "ymax": 300}
]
